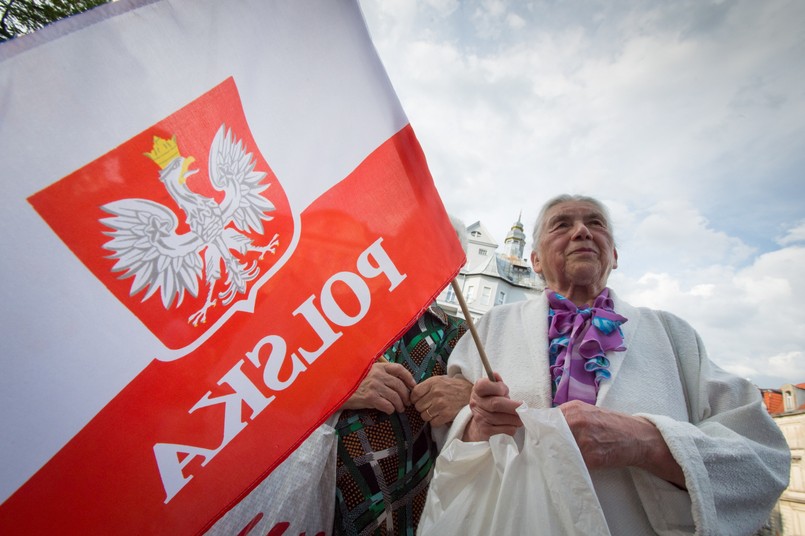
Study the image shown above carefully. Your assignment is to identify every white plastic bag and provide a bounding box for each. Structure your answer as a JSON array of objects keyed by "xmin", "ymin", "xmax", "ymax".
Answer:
[
  {"xmin": 205, "ymin": 422, "xmax": 338, "ymax": 536},
  {"xmin": 418, "ymin": 405, "xmax": 611, "ymax": 536}
]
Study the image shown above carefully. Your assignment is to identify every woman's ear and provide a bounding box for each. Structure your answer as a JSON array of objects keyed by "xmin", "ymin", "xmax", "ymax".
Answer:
[{"xmin": 530, "ymin": 251, "xmax": 542, "ymax": 274}]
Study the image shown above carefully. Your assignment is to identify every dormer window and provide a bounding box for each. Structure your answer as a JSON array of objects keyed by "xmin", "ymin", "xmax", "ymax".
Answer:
[
  {"xmin": 470, "ymin": 230, "xmax": 482, "ymax": 237},
  {"xmin": 784, "ymin": 390, "xmax": 794, "ymax": 412}
]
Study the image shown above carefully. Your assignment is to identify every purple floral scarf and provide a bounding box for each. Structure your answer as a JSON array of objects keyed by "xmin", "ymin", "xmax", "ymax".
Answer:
[{"xmin": 547, "ymin": 288, "xmax": 627, "ymax": 406}]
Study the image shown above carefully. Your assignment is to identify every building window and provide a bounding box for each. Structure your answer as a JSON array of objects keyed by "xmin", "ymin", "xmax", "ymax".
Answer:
[
  {"xmin": 784, "ymin": 391, "xmax": 794, "ymax": 411},
  {"xmin": 445, "ymin": 284, "xmax": 456, "ymax": 303},
  {"xmin": 496, "ymin": 291, "xmax": 506, "ymax": 305},
  {"xmin": 470, "ymin": 230, "xmax": 481, "ymax": 237},
  {"xmin": 465, "ymin": 285, "xmax": 475, "ymax": 302},
  {"xmin": 481, "ymin": 286, "xmax": 492, "ymax": 305},
  {"xmin": 478, "ymin": 249, "xmax": 487, "ymax": 256}
]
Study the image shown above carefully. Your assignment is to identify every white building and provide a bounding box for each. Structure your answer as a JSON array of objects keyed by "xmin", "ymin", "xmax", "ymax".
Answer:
[
  {"xmin": 770, "ymin": 384, "xmax": 805, "ymax": 535},
  {"xmin": 436, "ymin": 216, "xmax": 542, "ymax": 321}
]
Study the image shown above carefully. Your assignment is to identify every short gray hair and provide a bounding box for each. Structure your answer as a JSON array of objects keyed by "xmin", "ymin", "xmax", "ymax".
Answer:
[{"xmin": 531, "ymin": 194, "xmax": 614, "ymax": 252}]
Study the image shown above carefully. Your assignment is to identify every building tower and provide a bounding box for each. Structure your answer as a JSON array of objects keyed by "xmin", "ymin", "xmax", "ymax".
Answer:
[
  {"xmin": 436, "ymin": 214, "xmax": 540, "ymax": 321},
  {"xmin": 502, "ymin": 212, "xmax": 526, "ymax": 260}
]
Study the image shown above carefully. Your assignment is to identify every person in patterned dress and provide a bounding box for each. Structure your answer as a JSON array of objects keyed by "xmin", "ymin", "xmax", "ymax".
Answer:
[{"xmin": 332, "ymin": 303, "xmax": 470, "ymax": 535}]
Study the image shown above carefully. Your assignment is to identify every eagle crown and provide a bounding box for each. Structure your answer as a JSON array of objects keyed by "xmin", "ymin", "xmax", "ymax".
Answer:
[
  {"xmin": 146, "ymin": 135, "xmax": 196, "ymax": 186},
  {"xmin": 144, "ymin": 135, "xmax": 181, "ymax": 169}
]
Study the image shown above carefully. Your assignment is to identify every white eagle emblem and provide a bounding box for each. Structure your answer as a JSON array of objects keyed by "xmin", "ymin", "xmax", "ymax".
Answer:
[{"xmin": 101, "ymin": 124, "xmax": 280, "ymax": 326}]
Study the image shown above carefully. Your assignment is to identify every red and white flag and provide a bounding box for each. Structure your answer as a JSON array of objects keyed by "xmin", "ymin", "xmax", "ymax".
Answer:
[{"xmin": 0, "ymin": 0, "xmax": 464, "ymax": 534}]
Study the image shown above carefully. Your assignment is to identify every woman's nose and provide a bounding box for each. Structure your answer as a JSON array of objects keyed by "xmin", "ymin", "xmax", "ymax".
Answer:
[{"xmin": 571, "ymin": 222, "xmax": 592, "ymax": 240}]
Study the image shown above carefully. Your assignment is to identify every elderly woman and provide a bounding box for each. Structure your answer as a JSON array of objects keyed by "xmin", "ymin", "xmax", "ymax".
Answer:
[{"xmin": 431, "ymin": 194, "xmax": 789, "ymax": 534}]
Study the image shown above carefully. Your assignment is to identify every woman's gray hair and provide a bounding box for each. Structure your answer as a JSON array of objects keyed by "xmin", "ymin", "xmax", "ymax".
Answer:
[{"xmin": 531, "ymin": 194, "xmax": 614, "ymax": 252}]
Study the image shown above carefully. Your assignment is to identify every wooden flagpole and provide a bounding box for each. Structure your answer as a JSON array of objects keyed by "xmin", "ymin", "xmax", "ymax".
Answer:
[{"xmin": 451, "ymin": 279, "xmax": 495, "ymax": 381}]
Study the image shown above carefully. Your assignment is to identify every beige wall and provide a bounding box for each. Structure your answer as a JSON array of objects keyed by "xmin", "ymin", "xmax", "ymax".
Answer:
[{"xmin": 775, "ymin": 411, "xmax": 805, "ymax": 535}]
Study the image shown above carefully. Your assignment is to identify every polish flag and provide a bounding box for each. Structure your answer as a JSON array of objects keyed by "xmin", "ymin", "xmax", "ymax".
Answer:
[{"xmin": 0, "ymin": 0, "xmax": 464, "ymax": 534}]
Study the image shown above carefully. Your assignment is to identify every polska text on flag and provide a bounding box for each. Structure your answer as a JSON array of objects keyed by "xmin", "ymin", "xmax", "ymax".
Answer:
[{"xmin": 0, "ymin": 0, "xmax": 464, "ymax": 533}]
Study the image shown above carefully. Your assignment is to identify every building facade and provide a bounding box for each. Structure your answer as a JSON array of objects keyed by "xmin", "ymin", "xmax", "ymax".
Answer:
[
  {"xmin": 767, "ymin": 384, "xmax": 805, "ymax": 535},
  {"xmin": 436, "ymin": 216, "xmax": 542, "ymax": 321}
]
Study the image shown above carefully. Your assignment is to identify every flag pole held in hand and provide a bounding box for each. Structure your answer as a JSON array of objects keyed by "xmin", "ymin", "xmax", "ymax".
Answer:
[{"xmin": 450, "ymin": 279, "xmax": 495, "ymax": 381}]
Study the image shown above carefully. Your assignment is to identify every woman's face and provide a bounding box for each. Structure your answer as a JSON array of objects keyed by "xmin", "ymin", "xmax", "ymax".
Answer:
[{"xmin": 531, "ymin": 200, "xmax": 618, "ymax": 294}]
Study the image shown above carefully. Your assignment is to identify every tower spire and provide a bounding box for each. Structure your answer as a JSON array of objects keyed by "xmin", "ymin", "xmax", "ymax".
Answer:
[{"xmin": 503, "ymin": 212, "xmax": 526, "ymax": 260}]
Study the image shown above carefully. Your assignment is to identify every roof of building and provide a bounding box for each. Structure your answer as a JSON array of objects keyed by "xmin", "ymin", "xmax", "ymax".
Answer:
[
  {"xmin": 464, "ymin": 253, "xmax": 500, "ymax": 277},
  {"xmin": 760, "ymin": 383, "xmax": 805, "ymax": 415},
  {"xmin": 466, "ymin": 221, "xmax": 498, "ymax": 248},
  {"xmin": 463, "ymin": 253, "xmax": 542, "ymax": 290},
  {"xmin": 762, "ymin": 390, "xmax": 785, "ymax": 415}
]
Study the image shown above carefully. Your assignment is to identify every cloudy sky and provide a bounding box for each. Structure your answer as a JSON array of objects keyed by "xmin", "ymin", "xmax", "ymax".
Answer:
[{"xmin": 358, "ymin": 0, "xmax": 805, "ymax": 389}]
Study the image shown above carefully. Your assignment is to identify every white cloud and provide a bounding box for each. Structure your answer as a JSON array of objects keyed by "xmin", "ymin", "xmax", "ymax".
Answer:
[
  {"xmin": 614, "ymin": 246, "xmax": 805, "ymax": 388},
  {"xmin": 506, "ymin": 13, "xmax": 526, "ymax": 30},
  {"xmin": 615, "ymin": 200, "xmax": 756, "ymax": 273},
  {"xmin": 471, "ymin": 0, "xmax": 509, "ymax": 38},
  {"xmin": 423, "ymin": 0, "xmax": 459, "ymax": 16},
  {"xmin": 778, "ymin": 220, "xmax": 805, "ymax": 246},
  {"xmin": 363, "ymin": 0, "xmax": 803, "ymax": 241},
  {"xmin": 767, "ymin": 351, "xmax": 805, "ymax": 382},
  {"xmin": 359, "ymin": 0, "xmax": 805, "ymax": 388}
]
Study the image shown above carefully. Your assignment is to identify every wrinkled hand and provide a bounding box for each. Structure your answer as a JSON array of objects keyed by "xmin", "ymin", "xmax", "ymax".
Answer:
[
  {"xmin": 560, "ymin": 400, "xmax": 685, "ymax": 487},
  {"xmin": 411, "ymin": 376, "xmax": 472, "ymax": 427},
  {"xmin": 463, "ymin": 373, "xmax": 523, "ymax": 442},
  {"xmin": 341, "ymin": 362, "xmax": 416, "ymax": 414}
]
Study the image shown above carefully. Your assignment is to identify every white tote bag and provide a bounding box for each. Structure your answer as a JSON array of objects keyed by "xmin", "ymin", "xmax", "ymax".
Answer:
[
  {"xmin": 419, "ymin": 405, "xmax": 611, "ymax": 536},
  {"xmin": 205, "ymin": 421, "xmax": 338, "ymax": 536}
]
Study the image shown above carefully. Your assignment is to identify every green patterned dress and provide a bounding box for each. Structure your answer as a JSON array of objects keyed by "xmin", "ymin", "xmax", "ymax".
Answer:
[{"xmin": 333, "ymin": 305, "xmax": 467, "ymax": 536}]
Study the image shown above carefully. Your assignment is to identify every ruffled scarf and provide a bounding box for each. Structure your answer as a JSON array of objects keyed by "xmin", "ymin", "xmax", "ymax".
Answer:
[{"xmin": 548, "ymin": 288, "xmax": 627, "ymax": 406}]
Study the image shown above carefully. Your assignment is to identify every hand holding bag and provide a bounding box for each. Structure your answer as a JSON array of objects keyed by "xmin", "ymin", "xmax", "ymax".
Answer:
[{"xmin": 418, "ymin": 404, "xmax": 611, "ymax": 536}]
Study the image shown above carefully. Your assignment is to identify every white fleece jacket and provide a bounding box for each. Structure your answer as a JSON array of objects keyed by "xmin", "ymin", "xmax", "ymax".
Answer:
[{"xmin": 435, "ymin": 290, "xmax": 790, "ymax": 536}]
